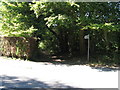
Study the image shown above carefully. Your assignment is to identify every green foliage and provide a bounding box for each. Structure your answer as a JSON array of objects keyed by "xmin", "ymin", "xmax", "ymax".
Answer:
[
  {"xmin": 0, "ymin": 37, "xmax": 39, "ymax": 59},
  {"xmin": 0, "ymin": 2, "xmax": 37, "ymax": 37},
  {"xmin": 30, "ymin": 2, "xmax": 119, "ymax": 54},
  {"xmin": 0, "ymin": 2, "xmax": 119, "ymax": 64}
]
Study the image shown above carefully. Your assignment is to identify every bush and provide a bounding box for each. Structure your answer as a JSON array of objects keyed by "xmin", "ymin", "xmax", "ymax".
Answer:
[{"xmin": 0, "ymin": 37, "xmax": 39, "ymax": 60}]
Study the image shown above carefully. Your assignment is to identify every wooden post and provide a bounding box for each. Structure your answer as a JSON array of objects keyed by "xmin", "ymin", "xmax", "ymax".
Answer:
[
  {"xmin": 84, "ymin": 34, "xmax": 90, "ymax": 61},
  {"xmin": 88, "ymin": 35, "xmax": 89, "ymax": 61}
]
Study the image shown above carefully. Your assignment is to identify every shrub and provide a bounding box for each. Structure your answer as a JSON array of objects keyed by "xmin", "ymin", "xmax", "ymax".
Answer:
[{"xmin": 0, "ymin": 37, "xmax": 39, "ymax": 60}]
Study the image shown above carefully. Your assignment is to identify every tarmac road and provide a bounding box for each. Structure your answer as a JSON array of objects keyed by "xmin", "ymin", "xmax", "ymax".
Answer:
[{"xmin": 0, "ymin": 56, "xmax": 119, "ymax": 89}]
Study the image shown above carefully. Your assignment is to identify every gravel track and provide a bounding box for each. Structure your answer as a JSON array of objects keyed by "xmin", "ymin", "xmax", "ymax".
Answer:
[{"xmin": 0, "ymin": 56, "xmax": 118, "ymax": 88}]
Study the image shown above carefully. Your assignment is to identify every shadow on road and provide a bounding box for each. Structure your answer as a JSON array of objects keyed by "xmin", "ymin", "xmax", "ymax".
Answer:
[
  {"xmin": 1, "ymin": 75, "xmax": 72, "ymax": 88},
  {"xmin": 90, "ymin": 66, "xmax": 120, "ymax": 72},
  {"xmin": 1, "ymin": 75, "xmax": 118, "ymax": 90},
  {"xmin": 0, "ymin": 75, "xmax": 95, "ymax": 90}
]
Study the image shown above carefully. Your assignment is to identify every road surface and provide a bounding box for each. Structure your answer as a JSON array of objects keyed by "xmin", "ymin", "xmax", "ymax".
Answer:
[{"xmin": 0, "ymin": 56, "xmax": 119, "ymax": 89}]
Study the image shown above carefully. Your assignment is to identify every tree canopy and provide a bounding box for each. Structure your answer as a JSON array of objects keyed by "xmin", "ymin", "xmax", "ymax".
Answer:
[{"xmin": 0, "ymin": 1, "xmax": 120, "ymax": 64}]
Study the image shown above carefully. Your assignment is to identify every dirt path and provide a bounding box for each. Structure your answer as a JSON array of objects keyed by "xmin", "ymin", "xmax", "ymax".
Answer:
[{"xmin": 0, "ymin": 56, "xmax": 119, "ymax": 88}]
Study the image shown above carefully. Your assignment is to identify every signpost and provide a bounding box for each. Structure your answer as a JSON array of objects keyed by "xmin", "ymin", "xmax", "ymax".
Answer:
[{"xmin": 84, "ymin": 34, "xmax": 90, "ymax": 61}]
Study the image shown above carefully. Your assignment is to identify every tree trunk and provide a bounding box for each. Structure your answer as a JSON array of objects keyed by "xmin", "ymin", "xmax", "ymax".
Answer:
[
  {"xmin": 67, "ymin": 30, "xmax": 74, "ymax": 56},
  {"xmin": 58, "ymin": 29, "xmax": 69, "ymax": 54},
  {"xmin": 103, "ymin": 30, "xmax": 109, "ymax": 52},
  {"xmin": 79, "ymin": 30, "xmax": 86, "ymax": 56}
]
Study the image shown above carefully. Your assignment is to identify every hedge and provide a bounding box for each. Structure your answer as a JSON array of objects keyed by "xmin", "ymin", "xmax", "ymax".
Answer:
[{"xmin": 0, "ymin": 37, "xmax": 39, "ymax": 60}]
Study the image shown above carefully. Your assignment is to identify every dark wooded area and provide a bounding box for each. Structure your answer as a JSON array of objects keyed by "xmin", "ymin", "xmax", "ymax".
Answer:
[{"xmin": 0, "ymin": 2, "xmax": 119, "ymax": 66}]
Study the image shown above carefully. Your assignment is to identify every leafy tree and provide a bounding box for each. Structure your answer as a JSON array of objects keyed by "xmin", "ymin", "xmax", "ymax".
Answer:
[
  {"xmin": 30, "ymin": 2, "xmax": 120, "ymax": 55},
  {"xmin": 0, "ymin": 2, "xmax": 37, "ymax": 37},
  {"xmin": 0, "ymin": 1, "xmax": 119, "ymax": 64}
]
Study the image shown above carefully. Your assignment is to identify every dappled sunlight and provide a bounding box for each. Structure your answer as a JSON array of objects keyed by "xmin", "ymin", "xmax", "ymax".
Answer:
[{"xmin": 53, "ymin": 59, "xmax": 65, "ymax": 62}]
